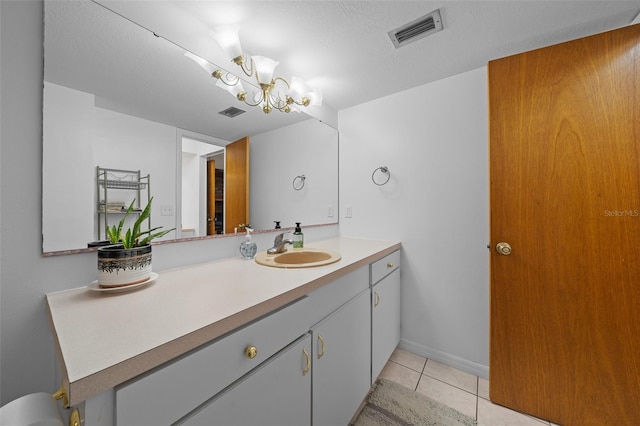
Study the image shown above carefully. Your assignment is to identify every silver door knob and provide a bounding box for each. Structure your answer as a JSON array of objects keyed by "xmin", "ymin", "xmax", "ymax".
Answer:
[{"xmin": 496, "ymin": 242, "xmax": 512, "ymax": 256}]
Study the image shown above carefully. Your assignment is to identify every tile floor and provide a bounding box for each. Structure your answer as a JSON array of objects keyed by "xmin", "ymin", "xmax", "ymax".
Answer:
[{"xmin": 377, "ymin": 348, "xmax": 561, "ymax": 426}]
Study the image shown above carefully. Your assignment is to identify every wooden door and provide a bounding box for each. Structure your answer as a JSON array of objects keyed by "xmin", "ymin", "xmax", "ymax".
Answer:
[
  {"xmin": 206, "ymin": 159, "xmax": 216, "ymax": 235},
  {"xmin": 224, "ymin": 136, "xmax": 249, "ymax": 234},
  {"xmin": 489, "ymin": 24, "xmax": 640, "ymax": 425}
]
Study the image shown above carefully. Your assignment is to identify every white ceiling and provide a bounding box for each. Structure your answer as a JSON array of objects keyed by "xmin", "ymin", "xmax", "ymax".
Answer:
[{"xmin": 44, "ymin": 1, "xmax": 640, "ymax": 141}]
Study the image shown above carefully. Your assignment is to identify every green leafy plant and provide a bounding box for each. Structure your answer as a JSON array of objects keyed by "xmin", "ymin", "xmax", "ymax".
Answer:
[{"xmin": 106, "ymin": 197, "xmax": 174, "ymax": 249}]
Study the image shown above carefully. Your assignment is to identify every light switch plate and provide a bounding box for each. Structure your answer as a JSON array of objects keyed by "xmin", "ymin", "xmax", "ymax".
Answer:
[{"xmin": 160, "ymin": 205, "xmax": 174, "ymax": 216}]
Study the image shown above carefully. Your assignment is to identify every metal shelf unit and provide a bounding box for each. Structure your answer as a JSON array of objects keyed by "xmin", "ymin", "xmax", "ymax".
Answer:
[{"xmin": 97, "ymin": 167, "xmax": 151, "ymax": 240}]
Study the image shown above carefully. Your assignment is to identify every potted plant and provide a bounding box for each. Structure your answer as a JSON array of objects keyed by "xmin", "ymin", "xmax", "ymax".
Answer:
[{"xmin": 97, "ymin": 197, "xmax": 174, "ymax": 288}]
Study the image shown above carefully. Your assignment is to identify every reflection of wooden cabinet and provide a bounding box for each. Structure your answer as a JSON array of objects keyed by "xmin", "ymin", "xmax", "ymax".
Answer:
[
  {"xmin": 214, "ymin": 169, "xmax": 223, "ymax": 234},
  {"xmin": 96, "ymin": 167, "xmax": 150, "ymax": 240},
  {"xmin": 207, "ymin": 163, "xmax": 224, "ymax": 235}
]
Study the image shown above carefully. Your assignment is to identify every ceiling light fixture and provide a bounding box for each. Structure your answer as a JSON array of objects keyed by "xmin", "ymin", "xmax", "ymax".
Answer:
[{"xmin": 185, "ymin": 26, "xmax": 322, "ymax": 114}]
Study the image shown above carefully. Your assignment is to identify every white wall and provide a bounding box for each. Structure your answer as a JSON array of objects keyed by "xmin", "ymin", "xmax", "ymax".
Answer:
[
  {"xmin": 92, "ymin": 107, "xmax": 177, "ymax": 242},
  {"xmin": 181, "ymin": 152, "xmax": 199, "ymax": 232},
  {"xmin": 339, "ymin": 67, "xmax": 490, "ymax": 376},
  {"xmin": 42, "ymin": 82, "xmax": 178, "ymax": 251},
  {"xmin": 42, "ymin": 83, "xmax": 95, "ymax": 251},
  {"xmin": 250, "ymin": 119, "xmax": 339, "ymax": 231},
  {"xmin": 0, "ymin": 1, "xmax": 338, "ymax": 406}
]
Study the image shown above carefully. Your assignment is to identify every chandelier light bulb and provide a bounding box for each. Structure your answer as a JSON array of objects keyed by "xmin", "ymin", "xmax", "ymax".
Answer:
[
  {"xmin": 209, "ymin": 26, "xmax": 243, "ymax": 60},
  {"xmin": 289, "ymin": 76, "xmax": 310, "ymax": 99},
  {"xmin": 184, "ymin": 52, "xmax": 217, "ymax": 75},
  {"xmin": 307, "ymin": 85, "xmax": 323, "ymax": 106},
  {"xmin": 252, "ymin": 56, "xmax": 279, "ymax": 85}
]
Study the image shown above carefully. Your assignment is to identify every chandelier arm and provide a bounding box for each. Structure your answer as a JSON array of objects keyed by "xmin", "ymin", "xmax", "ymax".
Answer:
[
  {"xmin": 267, "ymin": 77, "xmax": 293, "ymax": 109},
  {"xmin": 213, "ymin": 70, "xmax": 241, "ymax": 86},
  {"xmin": 240, "ymin": 91, "xmax": 265, "ymax": 107},
  {"xmin": 268, "ymin": 92, "xmax": 287, "ymax": 108},
  {"xmin": 234, "ymin": 56, "xmax": 254, "ymax": 78},
  {"xmin": 272, "ymin": 77, "xmax": 291, "ymax": 89}
]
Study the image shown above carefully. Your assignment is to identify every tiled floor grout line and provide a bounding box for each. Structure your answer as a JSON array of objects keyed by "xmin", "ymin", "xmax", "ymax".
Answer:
[
  {"xmin": 475, "ymin": 377, "xmax": 479, "ymax": 422},
  {"xmin": 384, "ymin": 350, "xmax": 560, "ymax": 425}
]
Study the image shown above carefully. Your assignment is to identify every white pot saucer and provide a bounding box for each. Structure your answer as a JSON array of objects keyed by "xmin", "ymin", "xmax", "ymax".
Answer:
[{"xmin": 87, "ymin": 272, "xmax": 159, "ymax": 293}]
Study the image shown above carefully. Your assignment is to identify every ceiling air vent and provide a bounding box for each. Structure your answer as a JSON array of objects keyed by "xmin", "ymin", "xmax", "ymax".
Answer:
[
  {"xmin": 219, "ymin": 106, "xmax": 245, "ymax": 118},
  {"xmin": 388, "ymin": 9, "xmax": 443, "ymax": 49}
]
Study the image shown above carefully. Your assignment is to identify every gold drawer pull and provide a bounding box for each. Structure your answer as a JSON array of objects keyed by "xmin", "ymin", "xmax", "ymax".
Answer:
[
  {"xmin": 245, "ymin": 345, "xmax": 258, "ymax": 359},
  {"xmin": 69, "ymin": 409, "xmax": 81, "ymax": 426},
  {"xmin": 302, "ymin": 348, "xmax": 311, "ymax": 376},
  {"xmin": 374, "ymin": 291, "xmax": 380, "ymax": 307},
  {"xmin": 317, "ymin": 334, "xmax": 326, "ymax": 359},
  {"xmin": 387, "ymin": 262, "xmax": 394, "ymax": 268},
  {"xmin": 52, "ymin": 385, "xmax": 68, "ymax": 408}
]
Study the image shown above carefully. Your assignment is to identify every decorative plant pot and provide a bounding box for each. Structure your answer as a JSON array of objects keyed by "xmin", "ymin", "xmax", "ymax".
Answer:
[{"xmin": 97, "ymin": 244, "xmax": 152, "ymax": 288}]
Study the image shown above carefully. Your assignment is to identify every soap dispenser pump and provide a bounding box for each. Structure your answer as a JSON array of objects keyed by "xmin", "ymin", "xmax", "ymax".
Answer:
[
  {"xmin": 239, "ymin": 228, "xmax": 257, "ymax": 259},
  {"xmin": 293, "ymin": 222, "xmax": 304, "ymax": 248}
]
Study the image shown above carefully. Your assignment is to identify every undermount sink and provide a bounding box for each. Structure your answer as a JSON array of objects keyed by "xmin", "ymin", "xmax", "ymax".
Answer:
[{"xmin": 254, "ymin": 248, "xmax": 341, "ymax": 268}]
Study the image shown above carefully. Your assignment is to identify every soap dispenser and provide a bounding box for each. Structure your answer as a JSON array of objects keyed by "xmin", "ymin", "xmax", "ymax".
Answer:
[
  {"xmin": 239, "ymin": 228, "xmax": 257, "ymax": 259},
  {"xmin": 293, "ymin": 222, "xmax": 304, "ymax": 248}
]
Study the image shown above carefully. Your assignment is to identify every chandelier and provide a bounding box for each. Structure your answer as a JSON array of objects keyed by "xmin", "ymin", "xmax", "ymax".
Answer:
[{"xmin": 185, "ymin": 26, "xmax": 322, "ymax": 114}]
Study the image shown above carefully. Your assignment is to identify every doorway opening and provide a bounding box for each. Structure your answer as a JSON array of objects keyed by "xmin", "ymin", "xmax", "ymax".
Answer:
[{"xmin": 181, "ymin": 137, "xmax": 225, "ymax": 237}]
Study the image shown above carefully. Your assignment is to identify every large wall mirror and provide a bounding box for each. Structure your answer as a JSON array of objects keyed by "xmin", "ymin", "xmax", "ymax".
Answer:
[{"xmin": 42, "ymin": 1, "xmax": 338, "ymax": 253}]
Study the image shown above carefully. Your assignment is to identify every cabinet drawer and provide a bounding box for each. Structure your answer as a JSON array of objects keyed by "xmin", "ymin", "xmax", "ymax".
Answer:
[
  {"xmin": 371, "ymin": 250, "xmax": 400, "ymax": 285},
  {"xmin": 307, "ymin": 266, "xmax": 368, "ymax": 327},
  {"xmin": 179, "ymin": 334, "xmax": 311, "ymax": 425},
  {"xmin": 116, "ymin": 296, "xmax": 309, "ymax": 426}
]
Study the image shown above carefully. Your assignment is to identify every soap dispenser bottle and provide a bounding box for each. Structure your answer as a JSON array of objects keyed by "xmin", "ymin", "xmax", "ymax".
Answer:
[
  {"xmin": 293, "ymin": 222, "xmax": 304, "ymax": 248},
  {"xmin": 239, "ymin": 228, "xmax": 257, "ymax": 259}
]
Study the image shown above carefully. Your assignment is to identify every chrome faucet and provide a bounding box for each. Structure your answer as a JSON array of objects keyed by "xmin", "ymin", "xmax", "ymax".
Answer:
[{"xmin": 267, "ymin": 232, "xmax": 293, "ymax": 254}]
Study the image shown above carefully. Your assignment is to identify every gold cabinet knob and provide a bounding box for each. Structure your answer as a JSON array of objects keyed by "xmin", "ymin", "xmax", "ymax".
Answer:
[
  {"xmin": 387, "ymin": 263, "xmax": 394, "ymax": 268},
  {"xmin": 245, "ymin": 345, "xmax": 258, "ymax": 359}
]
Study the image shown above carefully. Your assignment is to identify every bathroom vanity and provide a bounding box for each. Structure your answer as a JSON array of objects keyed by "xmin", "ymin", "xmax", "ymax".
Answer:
[{"xmin": 46, "ymin": 237, "xmax": 400, "ymax": 425}]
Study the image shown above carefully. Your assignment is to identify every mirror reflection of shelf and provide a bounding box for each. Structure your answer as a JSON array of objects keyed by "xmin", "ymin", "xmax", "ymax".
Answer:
[
  {"xmin": 99, "ymin": 179, "xmax": 148, "ymax": 190},
  {"xmin": 96, "ymin": 167, "xmax": 150, "ymax": 240}
]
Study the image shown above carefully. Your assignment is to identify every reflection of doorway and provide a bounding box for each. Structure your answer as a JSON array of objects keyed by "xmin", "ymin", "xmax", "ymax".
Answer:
[
  {"xmin": 180, "ymin": 135, "xmax": 249, "ymax": 237},
  {"xmin": 181, "ymin": 137, "xmax": 224, "ymax": 237}
]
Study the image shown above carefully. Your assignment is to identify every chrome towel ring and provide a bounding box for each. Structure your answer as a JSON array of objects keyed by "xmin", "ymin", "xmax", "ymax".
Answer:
[
  {"xmin": 293, "ymin": 174, "xmax": 306, "ymax": 191},
  {"xmin": 372, "ymin": 166, "xmax": 390, "ymax": 186}
]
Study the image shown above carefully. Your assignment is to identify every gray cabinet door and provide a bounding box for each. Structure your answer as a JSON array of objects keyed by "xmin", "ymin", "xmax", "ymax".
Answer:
[
  {"xmin": 372, "ymin": 268, "xmax": 401, "ymax": 383},
  {"xmin": 312, "ymin": 290, "xmax": 371, "ymax": 426}
]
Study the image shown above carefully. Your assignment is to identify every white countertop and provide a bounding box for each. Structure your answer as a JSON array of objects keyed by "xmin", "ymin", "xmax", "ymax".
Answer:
[{"xmin": 46, "ymin": 237, "xmax": 400, "ymax": 406}]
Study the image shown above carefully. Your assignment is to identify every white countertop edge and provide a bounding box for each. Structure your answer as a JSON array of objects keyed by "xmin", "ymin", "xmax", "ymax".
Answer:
[{"xmin": 46, "ymin": 237, "xmax": 401, "ymax": 405}]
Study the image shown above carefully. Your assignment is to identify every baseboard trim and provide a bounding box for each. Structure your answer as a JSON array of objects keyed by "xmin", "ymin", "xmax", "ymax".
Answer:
[{"xmin": 399, "ymin": 338, "xmax": 489, "ymax": 380}]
